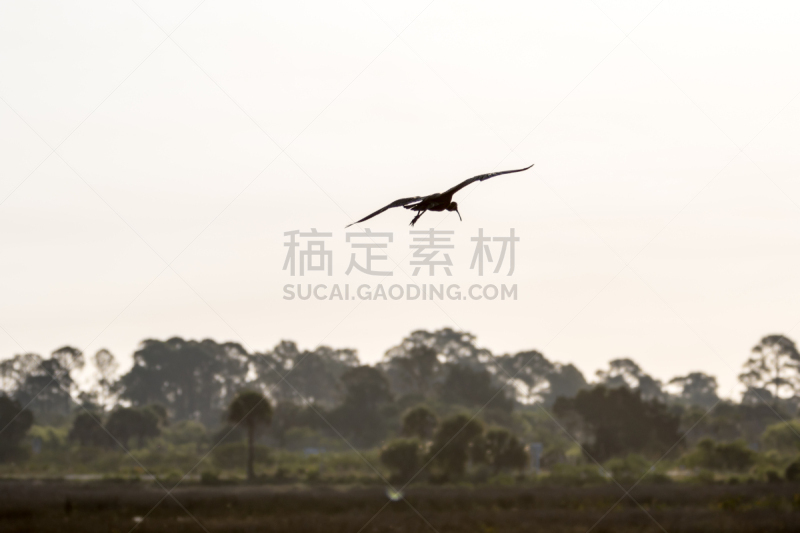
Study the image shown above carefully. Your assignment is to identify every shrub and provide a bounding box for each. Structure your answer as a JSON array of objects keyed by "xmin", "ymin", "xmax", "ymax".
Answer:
[
  {"xmin": 163, "ymin": 421, "xmax": 207, "ymax": 446},
  {"xmin": 427, "ymin": 414, "xmax": 484, "ymax": 481},
  {"xmin": 380, "ymin": 439, "xmax": 422, "ymax": 484},
  {"xmin": 785, "ymin": 459, "xmax": 800, "ymax": 481},
  {"xmin": 603, "ymin": 453, "xmax": 650, "ymax": 481},
  {"xmin": 212, "ymin": 442, "xmax": 273, "ymax": 470},
  {"xmin": 766, "ymin": 469, "xmax": 782, "ymax": 483},
  {"xmin": 402, "ymin": 406, "xmax": 438, "ymax": 440},
  {"xmin": 29, "ymin": 425, "xmax": 69, "ymax": 452},
  {"xmin": 283, "ymin": 427, "xmax": 339, "ymax": 451},
  {"xmin": 69, "ymin": 413, "xmax": 112, "ymax": 448},
  {"xmin": 543, "ymin": 464, "xmax": 606, "ymax": 486},
  {"xmin": 689, "ymin": 469, "xmax": 716, "ymax": 484},
  {"xmin": 200, "ymin": 471, "xmax": 220, "ymax": 485},
  {"xmin": 762, "ymin": 421, "xmax": 800, "ymax": 453},
  {"xmin": 105, "ymin": 407, "xmax": 161, "ymax": 448},
  {"xmin": 479, "ymin": 428, "xmax": 529, "ymax": 474},
  {"xmin": 306, "ymin": 467, "xmax": 321, "ymax": 483},
  {"xmin": 682, "ymin": 438, "xmax": 756, "ymax": 472}
]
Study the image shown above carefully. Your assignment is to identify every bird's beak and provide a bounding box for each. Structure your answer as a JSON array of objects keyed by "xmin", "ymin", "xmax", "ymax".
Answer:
[{"xmin": 456, "ymin": 209, "xmax": 462, "ymax": 221}]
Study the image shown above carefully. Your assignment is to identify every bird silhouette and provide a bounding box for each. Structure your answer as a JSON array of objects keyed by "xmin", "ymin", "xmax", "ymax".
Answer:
[{"xmin": 345, "ymin": 164, "xmax": 534, "ymax": 228}]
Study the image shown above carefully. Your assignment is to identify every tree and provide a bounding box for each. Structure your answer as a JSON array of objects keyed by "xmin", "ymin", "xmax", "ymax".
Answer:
[
  {"xmin": 92, "ymin": 349, "xmax": 118, "ymax": 409},
  {"xmin": 739, "ymin": 335, "xmax": 800, "ymax": 399},
  {"xmin": 17, "ymin": 359, "xmax": 75, "ymax": 423},
  {"xmin": 105, "ymin": 406, "xmax": 162, "ymax": 448},
  {"xmin": 786, "ymin": 459, "xmax": 800, "ymax": 482},
  {"xmin": 145, "ymin": 403, "xmax": 169, "ymax": 427},
  {"xmin": 340, "ymin": 366, "xmax": 393, "ymax": 406},
  {"xmin": 50, "ymin": 346, "xmax": 85, "ymax": 374},
  {"xmin": 439, "ymin": 364, "xmax": 513, "ymax": 412},
  {"xmin": 553, "ymin": 385, "xmax": 680, "ymax": 462},
  {"xmin": 596, "ymin": 358, "xmax": 665, "ymax": 402},
  {"xmin": 479, "ymin": 428, "xmax": 529, "ymax": 474},
  {"xmin": 761, "ymin": 420, "xmax": 800, "ymax": 453},
  {"xmin": 495, "ymin": 351, "xmax": 554, "ymax": 404},
  {"xmin": 680, "ymin": 401, "xmax": 785, "ymax": 447},
  {"xmin": 331, "ymin": 366, "xmax": 394, "ymax": 448},
  {"xmin": 669, "ymin": 372, "xmax": 719, "ymax": 408},
  {"xmin": 542, "ymin": 363, "xmax": 588, "ymax": 404},
  {"xmin": 402, "ymin": 406, "xmax": 438, "ymax": 440},
  {"xmin": 0, "ymin": 352, "xmax": 41, "ymax": 393},
  {"xmin": 69, "ymin": 412, "xmax": 112, "ymax": 448},
  {"xmin": 385, "ymin": 329, "xmax": 492, "ymax": 367},
  {"xmin": 495, "ymin": 351, "xmax": 589, "ymax": 405},
  {"xmin": 251, "ymin": 341, "xmax": 359, "ymax": 408},
  {"xmin": 427, "ymin": 414, "xmax": 484, "ymax": 481},
  {"xmin": 682, "ymin": 438, "xmax": 756, "ymax": 472},
  {"xmin": 227, "ymin": 390, "xmax": 272, "ymax": 481},
  {"xmin": 381, "ymin": 345, "xmax": 441, "ymax": 398},
  {"xmin": 381, "ymin": 329, "xmax": 497, "ymax": 399},
  {"xmin": 380, "ymin": 439, "xmax": 422, "ymax": 484},
  {"xmin": 115, "ymin": 338, "xmax": 250, "ymax": 425},
  {"xmin": 1, "ymin": 350, "xmax": 79, "ymax": 423},
  {"xmin": 0, "ymin": 395, "xmax": 33, "ymax": 462},
  {"xmin": 268, "ymin": 401, "xmax": 321, "ymax": 448}
]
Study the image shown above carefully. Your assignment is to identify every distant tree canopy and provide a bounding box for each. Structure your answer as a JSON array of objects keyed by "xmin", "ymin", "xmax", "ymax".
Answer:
[
  {"xmin": 596, "ymin": 358, "xmax": 665, "ymax": 403},
  {"xmin": 439, "ymin": 364, "xmax": 513, "ymax": 412},
  {"xmin": 382, "ymin": 345, "xmax": 441, "ymax": 398},
  {"xmin": 0, "ymin": 348, "xmax": 83, "ymax": 424},
  {"xmin": 739, "ymin": 334, "xmax": 800, "ymax": 399},
  {"xmin": 544, "ymin": 363, "xmax": 589, "ymax": 404},
  {"xmin": 92, "ymin": 348, "xmax": 118, "ymax": 408},
  {"xmin": 2, "ymin": 328, "xmax": 797, "ymax": 462},
  {"xmin": 0, "ymin": 395, "xmax": 33, "ymax": 462},
  {"xmin": 380, "ymin": 329, "xmax": 588, "ymax": 407},
  {"xmin": 331, "ymin": 366, "xmax": 394, "ymax": 448},
  {"xmin": 105, "ymin": 405, "xmax": 164, "ymax": 448},
  {"xmin": 669, "ymin": 372, "xmax": 719, "ymax": 409},
  {"xmin": 495, "ymin": 351, "xmax": 588, "ymax": 405},
  {"xmin": 380, "ymin": 329, "xmax": 487, "ymax": 399},
  {"xmin": 252, "ymin": 341, "xmax": 359, "ymax": 408},
  {"xmin": 115, "ymin": 338, "xmax": 249, "ymax": 426},
  {"xmin": 679, "ymin": 400, "xmax": 787, "ymax": 447},
  {"xmin": 553, "ymin": 385, "xmax": 680, "ymax": 462}
]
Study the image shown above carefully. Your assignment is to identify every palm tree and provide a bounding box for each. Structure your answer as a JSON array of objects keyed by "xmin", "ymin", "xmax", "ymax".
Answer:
[{"xmin": 227, "ymin": 390, "xmax": 272, "ymax": 481}]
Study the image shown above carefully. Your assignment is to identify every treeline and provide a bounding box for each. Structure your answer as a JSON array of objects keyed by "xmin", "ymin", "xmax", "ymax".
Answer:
[{"xmin": 0, "ymin": 330, "xmax": 798, "ymax": 479}]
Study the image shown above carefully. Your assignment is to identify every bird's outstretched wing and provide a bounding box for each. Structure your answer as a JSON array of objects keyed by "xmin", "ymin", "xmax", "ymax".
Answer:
[
  {"xmin": 345, "ymin": 196, "xmax": 423, "ymax": 228},
  {"xmin": 442, "ymin": 164, "xmax": 534, "ymax": 197}
]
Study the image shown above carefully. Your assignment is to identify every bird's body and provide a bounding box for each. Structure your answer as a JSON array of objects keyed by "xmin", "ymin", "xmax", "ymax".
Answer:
[{"xmin": 345, "ymin": 164, "xmax": 533, "ymax": 228}]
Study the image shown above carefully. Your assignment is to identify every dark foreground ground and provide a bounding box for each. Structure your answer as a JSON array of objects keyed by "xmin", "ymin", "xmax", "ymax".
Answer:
[{"xmin": 2, "ymin": 481, "xmax": 800, "ymax": 533}]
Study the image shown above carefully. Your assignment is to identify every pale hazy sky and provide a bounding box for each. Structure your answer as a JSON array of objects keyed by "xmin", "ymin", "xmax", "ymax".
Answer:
[{"xmin": 1, "ymin": 0, "xmax": 799, "ymax": 398}]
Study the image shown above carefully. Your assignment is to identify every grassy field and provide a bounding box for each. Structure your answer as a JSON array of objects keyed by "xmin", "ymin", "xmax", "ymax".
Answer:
[{"xmin": 2, "ymin": 481, "xmax": 800, "ymax": 532}]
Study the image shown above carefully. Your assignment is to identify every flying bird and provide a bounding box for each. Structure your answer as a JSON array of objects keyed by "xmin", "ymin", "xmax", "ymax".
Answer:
[{"xmin": 345, "ymin": 164, "xmax": 534, "ymax": 228}]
